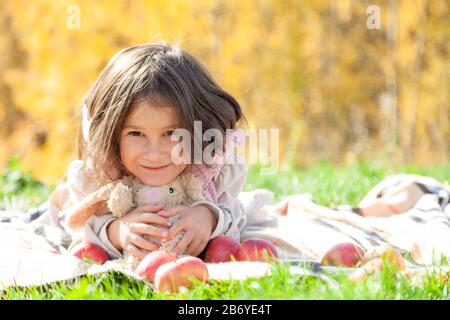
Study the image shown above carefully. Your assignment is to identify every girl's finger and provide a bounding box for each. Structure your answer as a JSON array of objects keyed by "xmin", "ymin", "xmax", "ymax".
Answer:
[
  {"xmin": 128, "ymin": 233, "xmax": 159, "ymax": 252},
  {"xmin": 134, "ymin": 204, "xmax": 165, "ymax": 213},
  {"xmin": 167, "ymin": 218, "xmax": 187, "ymax": 239},
  {"xmin": 173, "ymin": 230, "xmax": 195, "ymax": 256},
  {"xmin": 124, "ymin": 242, "xmax": 146, "ymax": 260},
  {"xmin": 196, "ymin": 238, "xmax": 210, "ymax": 257},
  {"xmin": 187, "ymin": 237, "xmax": 204, "ymax": 256},
  {"xmin": 138, "ymin": 213, "xmax": 171, "ymax": 227},
  {"xmin": 158, "ymin": 206, "xmax": 183, "ymax": 218},
  {"xmin": 131, "ymin": 222, "xmax": 169, "ymax": 238},
  {"xmin": 192, "ymin": 236, "xmax": 209, "ymax": 257}
]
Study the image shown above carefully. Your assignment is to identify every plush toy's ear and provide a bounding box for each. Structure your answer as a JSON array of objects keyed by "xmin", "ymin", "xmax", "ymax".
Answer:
[
  {"xmin": 65, "ymin": 180, "xmax": 120, "ymax": 229},
  {"xmin": 107, "ymin": 181, "xmax": 135, "ymax": 218},
  {"xmin": 176, "ymin": 170, "xmax": 189, "ymax": 191}
]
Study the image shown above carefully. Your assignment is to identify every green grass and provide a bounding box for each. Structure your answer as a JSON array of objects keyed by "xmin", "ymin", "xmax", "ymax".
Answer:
[
  {"xmin": 2, "ymin": 261, "xmax": 450, "ymax": 300},
  {"xmin": 245, "ymin": 160, "xmax": 450, "ymax": 206},
  {"xmin": 1, "ymin": 156, "xmax": 450, "ymax": 300},
  {"xmin": 0, "ymin": 155, "xmax": 54, "ymax": 212}
]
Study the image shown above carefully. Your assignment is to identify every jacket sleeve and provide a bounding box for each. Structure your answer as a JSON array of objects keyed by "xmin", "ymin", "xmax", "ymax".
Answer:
[
  {"xmin": 83, "ymin": 214, "xmax": 123, "ymax": 259},
  {"xmin": 191, "ymin": 157, "xmax": 248, "ymax": 242}
]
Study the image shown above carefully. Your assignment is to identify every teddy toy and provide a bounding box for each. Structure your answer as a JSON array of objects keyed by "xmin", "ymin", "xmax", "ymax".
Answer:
[{"xmin": 65, "ymin": 165, "xmax": 214, "ymax": 266}]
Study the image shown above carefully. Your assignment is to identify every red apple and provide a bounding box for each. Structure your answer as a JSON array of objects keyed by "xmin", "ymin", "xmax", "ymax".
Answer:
[
  {"xmin": 235, "ymin": 238, "xmax": 278, "ymax": 262},
  {"xmin": 321, "ymin": 242, "xmax": 365, "ymax": 267},
  {"xmin": 349, "ymin": 258, "xmax": 384, "ymax": 281},
  {"xmin": 364, "ymin": 245, "xmax": 405, "ymax": 270},
  {"xmin": 204, "ymin": 236, "xmax": 240, "ymax": 263},
  {"xmin": 136, "ymin": 250, "xmax": 177, "ymax": 282},
  {"xmin": 154, "ymin": 256, "xmax": 209, "ymax": 293},
  {"xmin": 349, "ymin": 246, "xmax": 406, "ymax": 282},
  {"xmin": 73, "ymin": 243, "xmax": 109, "ymax": 265}
]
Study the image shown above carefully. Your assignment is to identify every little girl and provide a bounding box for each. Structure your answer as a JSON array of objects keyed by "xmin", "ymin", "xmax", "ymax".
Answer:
[{"xmin": 43, "ymin": 42, "xmax": 249, "ymax": 260}]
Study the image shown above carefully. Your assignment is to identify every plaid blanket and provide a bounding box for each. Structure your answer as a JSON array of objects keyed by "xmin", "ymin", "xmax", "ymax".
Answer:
[
  {"xmin": 1, "ymin": 174, "xmax": 449, "ymax": 290},
  {"xmin": 242, "ymin": 193, "xmax": 450, "ymax": 266}
]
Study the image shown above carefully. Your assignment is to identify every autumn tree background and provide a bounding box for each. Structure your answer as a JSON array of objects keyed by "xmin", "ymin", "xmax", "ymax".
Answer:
[{"xmin": 0, "ymin": 0, "xmax": 448, "ymax": 185}]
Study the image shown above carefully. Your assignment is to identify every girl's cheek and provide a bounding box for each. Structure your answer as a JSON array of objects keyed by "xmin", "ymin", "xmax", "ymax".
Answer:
[
  {"xmin": 123, "ymin": 137, "xmax": 146, "ymax": 151},
  {"xmin": 162, "ymin": 139, "xmax": 178, "ymax": 153}
]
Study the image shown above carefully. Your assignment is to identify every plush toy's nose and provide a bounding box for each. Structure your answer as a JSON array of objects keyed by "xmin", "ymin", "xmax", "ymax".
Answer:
[{"xmin": 147, "ymin": 189, "xmax": 161, "ymax": 202}]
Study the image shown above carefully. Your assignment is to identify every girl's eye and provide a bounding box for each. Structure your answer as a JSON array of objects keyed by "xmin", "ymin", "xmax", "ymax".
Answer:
[
  {"xmin": 163, "ymin": 130, "xmax": 175, "ymax": 137},
  {"xmin": 128, "ymin": 131, "xmax": 144, "ymax": 137}
]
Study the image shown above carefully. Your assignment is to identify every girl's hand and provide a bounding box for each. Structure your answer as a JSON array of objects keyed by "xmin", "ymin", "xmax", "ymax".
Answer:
[
  {"xmin": 107, "ymin": 204, "xmax": 171, "ymax": 260},
  {"xmin": 158, "ymin": 205, "xmax": 218, "ymax": 257}
]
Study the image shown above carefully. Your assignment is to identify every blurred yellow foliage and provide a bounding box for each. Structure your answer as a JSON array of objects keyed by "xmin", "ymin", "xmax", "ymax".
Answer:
[{"xmin": 0, "ymin": 0, "xmax": 448, "ymax": 184}]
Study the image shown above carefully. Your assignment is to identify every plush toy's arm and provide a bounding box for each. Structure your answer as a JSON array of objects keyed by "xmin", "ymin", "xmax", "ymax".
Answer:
[{"xmin": 65, "ymin": 180, "xmax": 120, "ymax": 229}]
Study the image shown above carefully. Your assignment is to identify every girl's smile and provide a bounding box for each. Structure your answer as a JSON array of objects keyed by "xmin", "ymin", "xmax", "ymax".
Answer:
[
  {"xmin": 142, "ymin": 164, "xmax": 170, "ymax": 170},
  {"xmin": 119, "ymin": 98, "xmax": 187, "ymax": 187}
]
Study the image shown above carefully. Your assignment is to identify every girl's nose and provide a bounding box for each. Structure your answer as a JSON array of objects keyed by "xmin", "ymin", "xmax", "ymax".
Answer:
[{"xmin": 143, "ymin": 138, "xmax": 162, "ymax": 160}]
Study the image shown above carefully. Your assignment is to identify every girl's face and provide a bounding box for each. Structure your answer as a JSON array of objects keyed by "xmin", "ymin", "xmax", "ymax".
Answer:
[{"xmin": 119, "ymin": 99, "xmax": 187, "ymax": 187}]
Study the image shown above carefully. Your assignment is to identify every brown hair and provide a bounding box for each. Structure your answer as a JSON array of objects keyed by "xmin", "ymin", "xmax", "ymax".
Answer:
[{"xmin": 77, "ymin": 42, "xmax": 245, "ymax": 186}]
